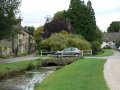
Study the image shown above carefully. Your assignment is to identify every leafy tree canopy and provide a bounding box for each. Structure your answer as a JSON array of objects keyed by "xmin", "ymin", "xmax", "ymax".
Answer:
[
  {"xmin": 0, "ymin": 0, "xmax": 21, "ymax": 40},
  {"xmin": 34, "ymin": 26, "xmax": 43, "ymax": 44},
  {"xmin": 53, "ymin": 11, "xmax": 66, "ymax": 21},
  {"xmin": 24, "ymin": 26, "xmax": 35, "ymax": 36},
  {"xmin": 43, "ymin": 11, "xmax": 71, "ymax": 38},
  {"xmin": 107, "ymin": 21, "xmax": 120, "ymax": 32}
]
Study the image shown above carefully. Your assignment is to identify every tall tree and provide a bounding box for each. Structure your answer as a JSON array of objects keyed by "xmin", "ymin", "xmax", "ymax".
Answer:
[
  {"xmin": 107, "ymin": 21, "xmax": 120, "ymax": 32},
  {"xmin": 86, "ymin": 0, "xmax": 97, "ymax": 41},
  {"xmin": 67, "ymin": 0, "xmax": 99, "ymax": 42},
  {"xmin": 0, "ymin": 0, "xmax": 21, "ymax": 40}
]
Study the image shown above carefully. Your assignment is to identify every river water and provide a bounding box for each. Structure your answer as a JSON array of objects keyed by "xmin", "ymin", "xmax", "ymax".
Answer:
[{"xmin": 0, "ymin": 67, "xmax": 55, "ymax": 90}]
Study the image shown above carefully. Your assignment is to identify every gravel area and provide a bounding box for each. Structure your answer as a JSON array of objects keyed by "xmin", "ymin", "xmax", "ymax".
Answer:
[{"xmin": 104, "ymin": 50, "xmax": 120, "ymax": 90}]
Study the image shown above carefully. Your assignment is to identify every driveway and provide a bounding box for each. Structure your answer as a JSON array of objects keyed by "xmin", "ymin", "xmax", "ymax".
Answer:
[{"xmin": 104, "ymin": 50, "xmax": 120, "ymax": 90}]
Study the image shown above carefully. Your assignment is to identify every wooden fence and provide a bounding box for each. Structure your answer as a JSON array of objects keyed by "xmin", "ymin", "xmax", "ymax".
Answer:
[{"xmin": 40, "ymin": 50, "xmax": 92, "ymax": 57}]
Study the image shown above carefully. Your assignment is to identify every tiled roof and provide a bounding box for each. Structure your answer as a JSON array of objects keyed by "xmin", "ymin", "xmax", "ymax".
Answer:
[{"xmin": 103, "ymin": 32, "xmax": 120, "ymax": 42}]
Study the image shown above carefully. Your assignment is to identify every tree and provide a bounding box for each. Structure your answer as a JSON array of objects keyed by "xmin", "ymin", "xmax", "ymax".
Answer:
[
  {"xmin": 53, "ymin": 11, "xmax": 66, "ymax": 21},
  {"xmin": 95, "ymin": 26, "xmax": 103, "ymax": 43},
  {"xmin": 107, "ymin": 21, "xmax": 120, "ymax": 32},
  {"xmin": 0, "ymin": 0, "xmax": 21, "ymax": 40},
  {"xmin": 34, "ymin": 26, "xmax": 43, "ymax": 44},
  {"xmin": 66, "ymin": 0, "xmax": 98, "ymax": 42},
  {"xmin": 24, "ymin": 26, "xmax": 35, "ymax": 36},
  {"xmin": 91, "ymin": 41, "xmax": 101, "ymax": 55},
  {"xmin": 34, "ymin": 26, "xmax": 44, "ymax": 51},
  {"xmin": 43, "ymin": 11, "xmax": 71, "ymax": 38}
]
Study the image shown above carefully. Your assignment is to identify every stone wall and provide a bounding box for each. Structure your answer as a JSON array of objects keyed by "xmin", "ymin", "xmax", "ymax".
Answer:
[{"xmin": 0, "ymin": 40, "xmax": 12, "ymax": 56}]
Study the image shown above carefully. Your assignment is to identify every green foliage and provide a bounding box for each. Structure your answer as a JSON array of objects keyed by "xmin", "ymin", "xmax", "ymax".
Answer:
[
  {"xmin": 24, "ymin": 26, "xmax": 35, "ymax": 36},
  {"xmin": 95, "ymin": 26, "xmax": 103, "ymax": 43},
  {"xmin": 35, "ymin": 59, "xmax": 108, "ymax": 90},
  {"xmin": 53, "ymin": 11, "xmax": 66, "ymax": 21},
  {"xmin": 34, "ymin": 26, "xmax": 43, "ymax": 44},
  {"xmin": 40, "ymin": 31, "xmax": 91, "ymax": 51},
  {"xmin": 116, "ymin": 39, "xmax": 120, "ymax": 48},
  {"xmin": 66, "ymin": 0, "xmax": 100, "ymax": 42},
  {"xmin": 107, "ymin": 21, "xmax": 120, "ymax": 32},
  {"xmin": 91, "ymin": 41, "xmax": 101, "ymax": 55},
  {"xmin": 0, "ymin": 0, "xmax": 21, "ymax": 40},
  {"xmin": 0, "ymin": 60, "xmax": 40, "ymax": 79},
  {"xmin": 27, "ymin": 63, "xmax": 35, "ymax": 71}
]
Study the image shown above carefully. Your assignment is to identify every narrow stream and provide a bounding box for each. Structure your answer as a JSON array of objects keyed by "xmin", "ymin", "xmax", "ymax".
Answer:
[{"xmin": 0, "ymin": 67, "xmax": 57, "ymax": 90}]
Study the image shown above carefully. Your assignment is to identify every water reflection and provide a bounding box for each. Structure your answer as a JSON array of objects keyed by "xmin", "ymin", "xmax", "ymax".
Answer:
[{"xmin": 0, "ymin": 68, "xmax": 54, "ymax": 90}]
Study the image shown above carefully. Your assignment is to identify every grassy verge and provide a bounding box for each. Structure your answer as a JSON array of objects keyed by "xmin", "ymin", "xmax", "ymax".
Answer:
[
  {"xmin": 35, "ymin": 58, "xmax": 108, "ymax": 90},
  {"xmin": 0, "ymin": 60, "xmax": 41, "ymax": 79},
  {"xmin": 94, "ymin": 49, "xmax": 113, "ymax": 57}
]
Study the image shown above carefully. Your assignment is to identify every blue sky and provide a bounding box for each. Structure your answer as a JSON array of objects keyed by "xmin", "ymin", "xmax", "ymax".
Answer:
[{"xmin": 20, "ymin": 0, "xmax": 120, "ymax": 31}]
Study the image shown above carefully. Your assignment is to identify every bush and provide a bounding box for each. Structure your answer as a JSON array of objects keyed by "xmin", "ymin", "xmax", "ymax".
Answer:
[
  {"xmin": 27, "ymin": 63, "xmax": 35, "ymax": 71},
  {"xmin": 91, "ymin": 41, "xmax": 102, "ymax": 55},
  {"xmin": 39, "ymin": 31, "xmax": 91, "ymax": 51},
  {"xmin": 116, "ymin": 39, "xmax": 120, "ymax": 48}
]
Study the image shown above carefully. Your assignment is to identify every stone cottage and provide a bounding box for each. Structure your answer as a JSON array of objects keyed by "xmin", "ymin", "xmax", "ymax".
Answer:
[
  {"xmin": 101, "ymin": 32, "xmax": 120, "ymax": 48},
  {"xmin": 0, "ymin": 29, "xmax": 35, "ymax": 56}
]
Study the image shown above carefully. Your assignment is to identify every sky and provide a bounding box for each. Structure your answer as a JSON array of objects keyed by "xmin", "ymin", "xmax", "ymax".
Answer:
[{"xmin": 20, "ymin": 0, "xmax": 120, "ymax": 31}]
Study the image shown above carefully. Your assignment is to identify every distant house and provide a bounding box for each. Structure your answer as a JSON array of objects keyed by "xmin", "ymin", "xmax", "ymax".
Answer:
[{"xmin": 101, "ymin": 32, "xmax": 120, "ymax": 48}]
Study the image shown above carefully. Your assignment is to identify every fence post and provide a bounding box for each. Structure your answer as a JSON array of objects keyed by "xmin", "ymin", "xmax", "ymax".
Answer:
[
  {"xmin": 62, "ymin": 53, "xmax": 63, "ymax": 58},
  {"xmin": 81, "ymin": 50, "xmax": 83, "ymax": 57},
  {"xmin": 41, "ymin": 51, "xmax": 42, "ymax": 59},
  {"xmin": 91, "ymin": 50, "xmax": 92, "ymax": 56}
]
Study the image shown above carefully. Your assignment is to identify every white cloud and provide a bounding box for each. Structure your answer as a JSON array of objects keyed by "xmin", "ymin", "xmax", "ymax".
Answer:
[
  {"xmin": 96, "ymin": 12, "xmax": 120, "ymax": 31},
  {"xmin": 20, "ymin": 0, "xmax": 120, "ymax": 31},
  {"xmin": 20, "ymin": 0, "xmax": 70, "ymax": 27}
]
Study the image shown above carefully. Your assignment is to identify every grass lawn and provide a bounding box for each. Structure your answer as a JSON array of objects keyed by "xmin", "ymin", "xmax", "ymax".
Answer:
[
  {"xmin": 0, "ymin": 60, "xmax": 40, "ymax": 77},
  {"xmin": 35, "ymin": 58, "xmax": 108, "ymax": 90},
  {"xmin": 94, "ymin": 49, "xmax": 113, "ymax": 57}
]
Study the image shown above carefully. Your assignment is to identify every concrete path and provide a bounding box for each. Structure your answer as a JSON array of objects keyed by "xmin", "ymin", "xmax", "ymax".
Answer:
[
  {"xmin": 85, "ymin": 56, "xmax": 108, "ymax": 59},
  {"xmin": 104, "ymin": 50, "xmax": 120, "ymax": 90}
]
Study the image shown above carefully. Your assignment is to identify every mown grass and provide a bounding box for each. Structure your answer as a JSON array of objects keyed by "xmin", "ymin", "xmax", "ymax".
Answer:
[
  {"xmin": 35, "ymin": 58, "xmax": 108, "ymax": 90},
  {"xmin": 95, "ymin": 49, "xmax": 113, "ymax": 57},
  {"xmin": 0, "ymin": 60, "xmax": 41, "ymax": 78}
]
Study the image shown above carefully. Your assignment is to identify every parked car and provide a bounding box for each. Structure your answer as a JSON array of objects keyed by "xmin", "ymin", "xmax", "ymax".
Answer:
[
  {"xmin": 118, "ymin": 46, "xmax": 120, "ymax": 51},
  {"xmin": 55, "ymin": 47, "xmax": 81, "ymax": 57}
]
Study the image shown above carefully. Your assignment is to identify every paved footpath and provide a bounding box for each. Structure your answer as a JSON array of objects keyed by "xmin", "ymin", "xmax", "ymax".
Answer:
[{"xmin": 104, "ymin": 50, "xmax": 120, "ymax": 90}]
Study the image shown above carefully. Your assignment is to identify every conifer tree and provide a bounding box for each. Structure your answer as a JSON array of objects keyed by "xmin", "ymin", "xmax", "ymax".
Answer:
[{"xmin": 66, "ymin": 0, "xmax": 102, "ymax": 42}]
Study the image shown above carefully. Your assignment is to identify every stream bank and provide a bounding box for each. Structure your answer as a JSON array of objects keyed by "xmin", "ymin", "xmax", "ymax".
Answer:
[{"xmin": 0, "ymin": 66, "xmax": 58, "ymax": 90}]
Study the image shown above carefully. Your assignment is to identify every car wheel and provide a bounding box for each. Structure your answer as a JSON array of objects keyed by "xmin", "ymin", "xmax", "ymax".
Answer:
[{"xmin": 75, "ymin": 53, "xmax": 79, "ymax": 57}]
